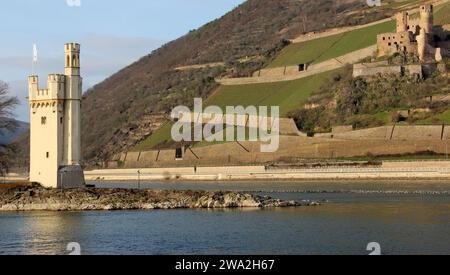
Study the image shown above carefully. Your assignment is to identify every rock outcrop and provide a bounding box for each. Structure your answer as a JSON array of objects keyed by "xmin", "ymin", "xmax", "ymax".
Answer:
[{"xmin": 0, "ymin": 185, "xmax": 319, "ymax": 211}]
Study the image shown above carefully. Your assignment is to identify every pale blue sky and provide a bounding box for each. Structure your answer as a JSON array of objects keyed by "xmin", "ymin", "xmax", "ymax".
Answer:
[{"xmin": 0, "ymin": 0, "xmax": 245, "ymax": 121}]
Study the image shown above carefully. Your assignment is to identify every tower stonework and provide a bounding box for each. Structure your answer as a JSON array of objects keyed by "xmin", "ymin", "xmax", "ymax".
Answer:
[
  {"xmin": 28, "ymin": 43, "xmax": 85, "ymax": 189},
  {"xmin": 417, "ymin": 28, "xmax": 427, "ymax": 61},
  {"xmin": 419, "ymin": 4, "xmax": 433, "ymax": 35},
  {"xmin": 396, "ymin": 11, "xmax": 408, "ymax": 33}
]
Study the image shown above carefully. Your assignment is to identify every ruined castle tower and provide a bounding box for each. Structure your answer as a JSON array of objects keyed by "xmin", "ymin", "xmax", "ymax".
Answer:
[
  {"xmin": 417, "ymin": 28, "xmax": 427, "ymax": 62},
  {"xmin": 396, "ymin": 11, "xmax": 408, "ymax": 33},
  {"xmin": 28, "ymin": 43, "xmax": 85, "ymax": 189},
  {"xmin": 419, "ymin": 4, "xmax": 434, "ymax": 35}
]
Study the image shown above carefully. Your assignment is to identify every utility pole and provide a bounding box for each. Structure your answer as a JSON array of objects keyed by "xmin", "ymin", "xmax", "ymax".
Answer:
[{"xmin": 137, "ymin": 170, "xmax": 141, "ymax": 190}]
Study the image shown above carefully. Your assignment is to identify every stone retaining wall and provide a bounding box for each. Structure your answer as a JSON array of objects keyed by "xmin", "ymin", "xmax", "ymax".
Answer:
[
  {"xmin": 290, "ymin": 18, "xmax": 394, "ymax": 44},
  {"xmin": 120, "ymin": 135, "xmax": 450, "ymax": 168},
  {"xmin": 218, "ymin": 46, "xmax": 377, "ymax": 85},
  {"xmin": 316, "ymin": 125, "xmax": 447, "ymax": 141}
]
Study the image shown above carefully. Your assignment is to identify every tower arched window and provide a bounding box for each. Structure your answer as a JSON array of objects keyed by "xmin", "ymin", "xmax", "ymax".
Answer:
[{"xmin": 67, "ymin": 55, "xmax": 70, "ymax": 67}]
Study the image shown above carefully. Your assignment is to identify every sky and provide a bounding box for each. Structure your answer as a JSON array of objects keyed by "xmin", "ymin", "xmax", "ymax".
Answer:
[{"xmin": 0, "ymin": 0, "xmax": 245, "ymax": 122}]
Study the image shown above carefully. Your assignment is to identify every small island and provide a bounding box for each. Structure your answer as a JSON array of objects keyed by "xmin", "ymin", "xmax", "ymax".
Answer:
[{"xmin": 0, "ymin": 183, "xmax": 319, "ymax": 211}]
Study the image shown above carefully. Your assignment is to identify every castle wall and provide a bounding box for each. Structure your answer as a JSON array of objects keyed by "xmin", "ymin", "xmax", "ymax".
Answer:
[
  {"xmin": 353, "ymin": 65, "xmax": 402, "ymax": 77},
  {"xmin": 377, "ymin": 31, "xmax": 417, "ymax": 57},
  {"xmin": 353, "ymin": 63, "xmax": 425, "ymax": 78}
]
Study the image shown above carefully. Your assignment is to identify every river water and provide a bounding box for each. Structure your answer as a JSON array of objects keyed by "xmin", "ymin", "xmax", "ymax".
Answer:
[{"xmin": 0, "ymin": 181, "xmax": 449, "ymax": 255}]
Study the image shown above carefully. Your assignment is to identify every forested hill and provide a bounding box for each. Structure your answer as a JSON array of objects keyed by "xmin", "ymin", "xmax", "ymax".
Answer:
[{"xmin": 80, "ymin": 0, "xmax": 410, "ymax": 162}]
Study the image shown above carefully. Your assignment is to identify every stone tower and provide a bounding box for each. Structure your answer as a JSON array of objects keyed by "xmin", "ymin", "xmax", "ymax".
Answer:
[
  {"xmin": 417, "ymin": 28, "xmax": 427, "ymax": 62},
  {"xmin": 419, "ymin": 4, "xmax": 433, "ymax": 35},
  {"xmin": 396, "ymin": 11, "xmax": 408, "ymax": 33},
  {"xmin": 28, "ymin": 43, "xmax": 85, "ymax": 189}
]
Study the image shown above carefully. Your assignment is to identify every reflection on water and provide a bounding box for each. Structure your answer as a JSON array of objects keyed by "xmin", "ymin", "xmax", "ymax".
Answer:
[
  {"xmin": 0, "ymin": 212, "xmax": 87, "ymax": 255},
  {"xmin": 0, "ymin": 193, "xmax": 449, "ymax": 255}
]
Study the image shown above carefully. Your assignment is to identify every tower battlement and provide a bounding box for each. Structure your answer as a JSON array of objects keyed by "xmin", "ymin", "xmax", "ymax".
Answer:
[
  {"xmin": 65, "ymin": 42, "xmax": 80, "ymax": 69},
  {"xmin": 47, "ymin": 74, "xmax": 66, "ymax": 83},
  {"xmin": 28, "ymin": 74, "xmax": 66, "ymax": 101},
  {"xmin": 420, "ymin": 4, "xmax": 433, "ymax": 14},
  {"xmin": 419, "ymin": 4, "xmax": 433, "ymax": 34},
  {"xmin": 65, "ymin": 42, "xmax": 80, "ymax": 50},
  {"xmin": 396, "ymin": 11, "xmax": 408, "ymax": 33}
]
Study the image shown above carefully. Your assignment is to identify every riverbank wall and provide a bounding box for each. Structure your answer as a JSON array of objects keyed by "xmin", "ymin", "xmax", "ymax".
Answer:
[{"xmin": 84, "ymin": 161, "xmax": 450, "ymax": 182}]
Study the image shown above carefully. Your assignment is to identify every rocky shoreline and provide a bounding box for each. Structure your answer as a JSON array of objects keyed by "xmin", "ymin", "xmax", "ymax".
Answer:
[{"xmin": 0, "ymin": 185, "xmax": 319, "ymax": 211}]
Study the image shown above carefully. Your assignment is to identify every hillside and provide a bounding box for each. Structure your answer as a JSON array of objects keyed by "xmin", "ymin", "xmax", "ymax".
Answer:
[
  {"xmin": 267, "ymin": 20, "xmax": 396, "ymax": 68},
  {"xmin": 0, "ymin": 120, "xmax": 29, "ymax": 145},
  {"xmin": 81, "ymin": 0, "xmax": 417, "ymax": 163}
]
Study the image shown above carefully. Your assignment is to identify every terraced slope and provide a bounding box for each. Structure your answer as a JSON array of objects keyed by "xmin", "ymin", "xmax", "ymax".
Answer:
[
  {"xmin": 268, "ymin": 20, "xmax": 395, "ymax": 68},
  {"xmin": 132, "ymin": 68, "xmax": 344, "ymax": 151},
  {"xmin": 205, "ymin": 69, "xmax": 343, "ymax": 116}
]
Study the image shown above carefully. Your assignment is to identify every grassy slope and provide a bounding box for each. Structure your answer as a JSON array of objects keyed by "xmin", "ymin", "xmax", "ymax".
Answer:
[
  {"xmin": 435, "ymin": 1, "xmax": 450, "ymax": 25},
  {"xmin": 205, "ymin": 69, "xmax": 343, "ymax": 116},
  {"xmin": 132, "ymin": 122, "xmax": 174, "ymax": 152},
  {"xmin": 268, "ymin": 20, "xmax": 395, "ymax": 68}
]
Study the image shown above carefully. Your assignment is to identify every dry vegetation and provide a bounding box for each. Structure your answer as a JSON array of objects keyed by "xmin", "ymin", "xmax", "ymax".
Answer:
[
  {"xmin": 0, "ymin": 81, "xmax": 19, "ymax": 175},
  {"xmin": 289, "ymin": 63, "xmax": 449, "ymax": 135}
]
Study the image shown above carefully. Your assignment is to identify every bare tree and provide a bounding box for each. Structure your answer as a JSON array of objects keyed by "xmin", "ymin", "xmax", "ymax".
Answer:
[{"xmin": 0, "ymin": 81, "xmax": 19, "ymax": 176}]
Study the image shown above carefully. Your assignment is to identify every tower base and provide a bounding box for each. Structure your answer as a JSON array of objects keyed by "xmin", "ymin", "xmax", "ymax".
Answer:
[{"xmin": 58, "ymin": 165, "xmax": 86, "ymax": 189}]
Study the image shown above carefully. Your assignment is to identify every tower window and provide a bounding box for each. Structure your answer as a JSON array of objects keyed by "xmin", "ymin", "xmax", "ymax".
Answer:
[
  {"xmin": 41, "ymin": 117, "xmax": 47, "ymax": 125},
  {"xmin": 46, "ymin": 152, "xmax": 49, "ymax": 158}
]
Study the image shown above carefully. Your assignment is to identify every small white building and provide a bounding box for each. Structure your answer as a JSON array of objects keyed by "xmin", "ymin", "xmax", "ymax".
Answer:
[{"xmin": 28, "ymin": 43, "xmax": 85, "ymax": 188}]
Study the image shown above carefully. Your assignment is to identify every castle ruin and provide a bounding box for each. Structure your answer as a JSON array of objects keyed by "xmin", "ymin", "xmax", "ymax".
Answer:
[{"xmin": 377, "ymin": 4, "xmax": 446, "ymax": 62}]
